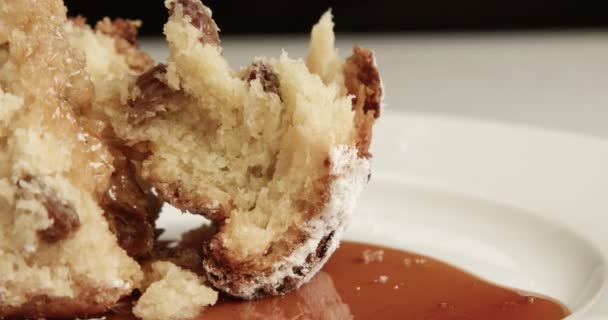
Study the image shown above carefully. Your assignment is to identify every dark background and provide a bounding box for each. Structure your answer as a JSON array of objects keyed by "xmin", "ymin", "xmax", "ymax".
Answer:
[{"xmin": 64, "ymin": 1, "xmax": 607, "ymax": 36}]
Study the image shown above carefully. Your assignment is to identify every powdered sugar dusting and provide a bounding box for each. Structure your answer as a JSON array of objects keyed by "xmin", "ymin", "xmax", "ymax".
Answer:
[{"xmin": 228, "ymin": 144, "xmax": 371, "ymax": 298}]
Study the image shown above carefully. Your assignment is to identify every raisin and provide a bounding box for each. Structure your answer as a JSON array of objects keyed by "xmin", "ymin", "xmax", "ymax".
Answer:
[
  {"xmin": 169, "ymin": 0, "xmax": 220, "ymax": 46},
  {"xmin": 17, "ymin": 177, "xmax": 81, "ymax": 244},
  {"xmin": 246, "ymin": 63, "xmax": 281, "ymax": 97},
  {"xmin": 128, "ymin": 64, "xmax": 176, "ymax": 123}
]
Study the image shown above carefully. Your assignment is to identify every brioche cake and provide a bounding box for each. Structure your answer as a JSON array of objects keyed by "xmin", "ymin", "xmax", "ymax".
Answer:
[
  {"xmin": 0, "ymin": 0, "xmax": 382, "ymax": 317},
  {"xmin": 133, "ymin": 261, "xmax": 218, "ymax": 320},
  {"xmin": 0, "ymin": 0, "xmax": 144, "ymax": 317},
  {"xmin": 109, "ymin": 0, "xmax": 382, "ymax": 299},
  {"xmin": 64, "ymin": 15, "xmax": 162, "ymax": 258}
]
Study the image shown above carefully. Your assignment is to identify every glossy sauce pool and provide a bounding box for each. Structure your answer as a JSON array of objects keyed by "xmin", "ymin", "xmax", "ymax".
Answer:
[{"xmin": 108, "ymin": 241, "xmax": 569, "ymax": 320}]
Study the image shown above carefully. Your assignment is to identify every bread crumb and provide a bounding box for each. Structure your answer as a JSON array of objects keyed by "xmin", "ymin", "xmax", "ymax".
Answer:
[
  {"xmin": 133, "ymin": 261, "xmax": 218, "ymax": 320},
  {"xmin": 361, "ymin": 249, "xmax": 384, "ymax": 264}
]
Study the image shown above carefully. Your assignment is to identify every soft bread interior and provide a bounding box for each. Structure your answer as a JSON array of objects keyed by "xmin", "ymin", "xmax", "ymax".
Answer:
[
  {"xmin": 65, "ymin": 17, "xmax": 162, "ymax": 258},
  {"xmin": 118, "ymin": 3, "xmax": 356, "ymax": 260},
  {"xmin": 306, "ymin": 11, "xmax": 345, "ymax": 89},
  {"xmin": 134, "ymin": 261, "xmax": 218, "ymax": 320},
  {"xmin": 0, "ymin": 0, "xmax": 142, "ymax": 314}
]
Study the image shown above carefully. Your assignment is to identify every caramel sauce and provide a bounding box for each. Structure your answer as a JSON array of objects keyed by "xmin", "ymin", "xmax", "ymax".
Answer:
[{"xmin": 108, "ymin": 241, "xmax": 569, "ymax": 320}]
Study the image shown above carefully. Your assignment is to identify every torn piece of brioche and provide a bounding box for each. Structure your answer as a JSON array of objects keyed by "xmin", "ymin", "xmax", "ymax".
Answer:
[
  {"xmin": 133, "ymin": 261, "xmax": 218, "ymax": 320},
  {"xmin": 0, "ymin": 0, "xmax": 142, "ymax": 317},
  {"xmin": 65, "ymin": 16, "xmax": 162, "ymax": 258},
  {"xmin": 112, "ymin": 0, "xmax": 382, "ymax": 299}
]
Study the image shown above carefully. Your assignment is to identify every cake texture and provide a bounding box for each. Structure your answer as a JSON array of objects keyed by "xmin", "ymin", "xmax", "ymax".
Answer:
[
  {"xmin": 110, "ymin": 0, "xmax": 382, "ymax": 299},
  {"xmin": 65, "ymin": 15, "xmax": 162, "ymax": 258},
  {"xmin": 0, "ymin": 0, "xmax": 383, "ymax": 317},
  {"xmin": 133, "ymin": 261, "xmax": 218, "ymax": 320},
  {"xmin": 0, "ymin": 0, "xmax": 143, "ymax": 317}
]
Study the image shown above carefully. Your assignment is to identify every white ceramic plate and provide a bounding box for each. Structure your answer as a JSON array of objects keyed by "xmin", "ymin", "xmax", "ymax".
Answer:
[{"xmin": 158, "ymin": 111, "xmax": 608, "ymax": 319}]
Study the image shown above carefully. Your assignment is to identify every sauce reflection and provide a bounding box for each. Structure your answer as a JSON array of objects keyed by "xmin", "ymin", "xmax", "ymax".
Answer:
[
  {"xmin": 203, "ymin": 271, "xmax": 351, "ymax": 319},
  {"xmin": 106, "ymin": 241, "xmax": 569, "ymax": 320}
]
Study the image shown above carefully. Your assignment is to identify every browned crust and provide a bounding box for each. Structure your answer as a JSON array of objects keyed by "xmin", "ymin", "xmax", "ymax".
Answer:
[
  {"xmin": 344, "ymin": 47, "xmax": 382, "ymax": 119},
  {"xmin": 343, "ymin": 46, "xmax": 382, "ymax": 158},
  {"xmin": 0, "ymin": 289, "xmax": 120, "ymax": 319},
  {"xmin": 203, "ymin": 227, "xmax": 306, "ymax": 296},
  {"xmin": 95, "ymin": 17, "xmax": 155, "ymax": 73},
  {"xmin": 204, "ymin": 226, "xmax": 337, "ymax": 298}
]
